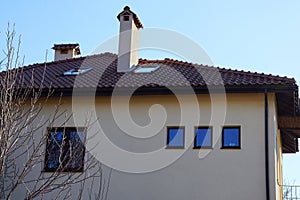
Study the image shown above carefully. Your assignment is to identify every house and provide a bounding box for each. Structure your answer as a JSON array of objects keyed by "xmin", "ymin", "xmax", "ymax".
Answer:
[{"xmin": 7, "ymin": 6, "xmax": 300, "ymax": 200}]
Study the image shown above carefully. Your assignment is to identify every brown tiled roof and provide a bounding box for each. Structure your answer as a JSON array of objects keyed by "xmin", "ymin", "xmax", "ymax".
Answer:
[
  {"xmin": 21, "ymin": 52, "xmax": 295, "ymax": 90},
  {"xmin": 117, "ymin": 6, "xmax": 143, "ymax": 29}
]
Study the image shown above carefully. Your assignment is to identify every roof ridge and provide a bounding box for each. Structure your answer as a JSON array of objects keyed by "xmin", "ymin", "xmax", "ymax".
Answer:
[
  {"xmin": 22, "ymin": 52, "xmax": 117, "ymax": 71},
  {"xmin": 139, "ymin": 57, "xmax": 199, "ymax": 68},
  {"xmin": 140, "ymin": 57, "xmax": 295, "ymax": 81},
  {"xmin": 216, "ymin": 66, "xmax": 294, "ymax": 81}
]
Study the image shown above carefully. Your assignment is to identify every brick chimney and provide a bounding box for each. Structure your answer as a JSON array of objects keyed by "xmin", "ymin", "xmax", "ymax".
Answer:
[
  {"xmin": 52, "ymin": 43, "xmax": 81, "ymax": 61},
  {"xmin": 117, "ymin": 6, "xmax": 143, "ymax": 72}
]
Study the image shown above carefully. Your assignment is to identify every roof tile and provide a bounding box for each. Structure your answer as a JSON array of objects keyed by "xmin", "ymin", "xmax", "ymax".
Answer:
[{"xmin": 17, "ymin": 53, "xmax": 295, "ymax": 91}]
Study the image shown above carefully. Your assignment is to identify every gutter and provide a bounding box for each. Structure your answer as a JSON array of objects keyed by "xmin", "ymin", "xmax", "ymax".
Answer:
[
  {"xmin": 264, "ymin": 89, "xmax": 270, "ymax": 200},
  {"xmin": 41, "ymin": 84, "xmax": 298, "ymax": 97}
]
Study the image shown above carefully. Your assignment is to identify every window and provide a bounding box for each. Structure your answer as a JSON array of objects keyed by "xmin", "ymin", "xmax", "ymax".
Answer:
[
  {"xmin": 123, "ymin": 15, "xmax": 130, "ymax": 21},
  {"xmin": 60, "ymin": 49, "xmax": 69, "ymax": 54},
  {"xmin": 44, "ymin": 127, "xmax": 86, "ymax": 172},
  {"xmin": 194, "ymin": 127, "xmax": 212, "ymax": 149},
  {"xmin": 134, "ymin": 65, "xmax": 160, "ymax": 73},
  {"xmin": 222, "ymin": 126, "xmax": 241, "ymax": 149},
  {"xmin": 63, "ymin": 66, "xmax": 93, "ymax": 76},
  {"xmin": 167, "ymin": 127, "xmax": 185, "ymax": 148}
]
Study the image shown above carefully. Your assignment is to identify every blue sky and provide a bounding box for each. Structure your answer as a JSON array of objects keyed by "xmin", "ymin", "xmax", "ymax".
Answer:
[{"xmin": 1, "ymin": 0, "xmax": 300, "ymax": 184}]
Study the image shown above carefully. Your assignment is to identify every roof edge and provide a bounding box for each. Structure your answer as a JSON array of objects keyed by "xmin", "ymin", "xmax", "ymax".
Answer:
[{"xmin": 40, "ymin": 84, "xmax": 298, "ymax": 98}]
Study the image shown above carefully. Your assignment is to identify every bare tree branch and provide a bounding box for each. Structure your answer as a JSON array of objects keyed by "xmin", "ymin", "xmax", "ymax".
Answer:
[{"xmin": 0, "ymin": 24, "xmax": 111, "ymax": 200}]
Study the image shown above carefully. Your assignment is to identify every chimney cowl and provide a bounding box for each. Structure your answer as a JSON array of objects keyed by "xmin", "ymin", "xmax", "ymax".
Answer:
[
  {"xmin": 117, "ymin": 6, "xmax": 143, "ymax": 29},
  {"xmin": 52, "ymin": 43, "xmax": 81, "ymax": 61}
]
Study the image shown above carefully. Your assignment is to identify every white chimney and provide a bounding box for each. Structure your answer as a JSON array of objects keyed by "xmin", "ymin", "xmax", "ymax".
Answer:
[
  {"xmin": 117, "ymin": 6, "xmax": 143, "ymax": 72},
  {"xmin": 52, "ymin": 43, "xmax": 81, "ymax": 61}
]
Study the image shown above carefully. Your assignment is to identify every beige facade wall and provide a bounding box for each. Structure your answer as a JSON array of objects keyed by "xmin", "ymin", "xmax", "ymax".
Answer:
[
  {"xmin": 277, "ymin": 130, "xmax": 284, "ymax": 200},
  {"xmin": 12, "ymin": 93, "xmax": 282, "ymax": 200},
  {"xmin": 268, "ymin": 93, "xmax": 282, "ymax": 200},
  {"xmin": 103, "ymin": 93, "xmax": 266, "ymax": 200}
]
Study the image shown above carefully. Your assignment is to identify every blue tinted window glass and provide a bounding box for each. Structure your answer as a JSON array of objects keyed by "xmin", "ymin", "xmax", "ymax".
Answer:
[
  {"xmin": 223, "ymin": 128, "xmax": 240, "ymax": 147},
  {"xmin": 47, "ymin": 131, "xmax": 64, "ymax": 169},
  {"xmin": 195, "ymin": 128, "xmax": 212, "ymax": 147},
  {"xmin": 45, "ymin": 128, "xmax": 85, "ymax": 172},
  {"xmin": 68, "ymin": 131, "xmax": 85, "ymax": 170},
  {"xmin": 168, "ymin": 128, "xmax": 184, "ymax": 147}
]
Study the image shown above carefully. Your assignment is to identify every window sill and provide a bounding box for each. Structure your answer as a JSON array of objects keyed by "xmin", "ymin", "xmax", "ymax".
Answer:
[
  {"xmin": 42, "ymin": 169, "xmax": 84, "ymax": 173},
  {"xmin": 165, "ymin": 146, "xmax": 185, "ymax": 149},
  {"xmin": 193, "ymin": 147, "xmax": 213, "ymax": 149},
  {"xmin": 221, "ymin": 147, "xmax": 241, "ymax": 150}
]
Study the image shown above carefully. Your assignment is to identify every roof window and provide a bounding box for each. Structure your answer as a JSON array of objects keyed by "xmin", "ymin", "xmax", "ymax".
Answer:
[
  {"xmin": 63, "ymin": 67, "xmax": 93, "ymax": 76},
  {"xmin": 134, "ymin": 65, "xmax": 160, "ymax": 73}
]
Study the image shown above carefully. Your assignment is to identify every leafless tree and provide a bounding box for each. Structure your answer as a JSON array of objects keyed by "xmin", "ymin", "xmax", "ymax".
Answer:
[
  {"xmin": 0, "ymin": 24, "xmax": 111, "ymax": 200},
  {"xmin": 283, "ymin": 179, "xmax": 300, "ymax": 200}
]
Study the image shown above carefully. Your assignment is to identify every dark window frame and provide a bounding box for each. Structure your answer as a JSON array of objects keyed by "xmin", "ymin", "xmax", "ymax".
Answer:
[
  {"xmin": 44, "ymin": 127, "xmax": 86, "ymax": 173},
  {"xmin": 60, "ymin": 49, "xmax": 69, "ymax": 54},
  {"xmin": 221, "ymin": 126, "xmax": 241, "ymax": 149},
  {"xmin": 194, "ymin": 126, "xmax": 213, "ymax": 149},
  {"xmin": 166, "ymin": 126, "xmax": 185, "ymax": 149},
  {"xmin": 123, "ymin": 15, "xmax": 130, "ymax": 21}
]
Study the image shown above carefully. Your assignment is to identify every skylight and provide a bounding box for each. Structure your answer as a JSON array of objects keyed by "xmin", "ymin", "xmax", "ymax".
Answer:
[
  {"xmin": 63, "ymin": 67, "xmax": 93, "ymax": 76},
  {"xmin": 134, "ymin": 65, "xmax": 160, "ymax": 73}
]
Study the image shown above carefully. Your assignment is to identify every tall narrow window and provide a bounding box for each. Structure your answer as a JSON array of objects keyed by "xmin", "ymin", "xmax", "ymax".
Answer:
[
  {"xmin": 167, "ymin": 127, "xmax": 185, "ymax": 148},
  {"xmin": 44, "ymin": 127, "xmax": 86, "ymax": 172},
  {"xmin": 222, "ymin": 126, "xmax": 241, "ymax": 149},
  {"xmin": 194, "ymin": 127, "xmax": 212, "ymax": 149}
]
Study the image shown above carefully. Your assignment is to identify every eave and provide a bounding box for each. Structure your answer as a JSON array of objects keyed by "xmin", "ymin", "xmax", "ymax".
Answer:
[
  {"xmin": 278, "ymin": 117, "xmax": 300, "ymax": 153},
  {"xmin": 43, "ymin": 84, "xmax": 298, "ymax": 96}
]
